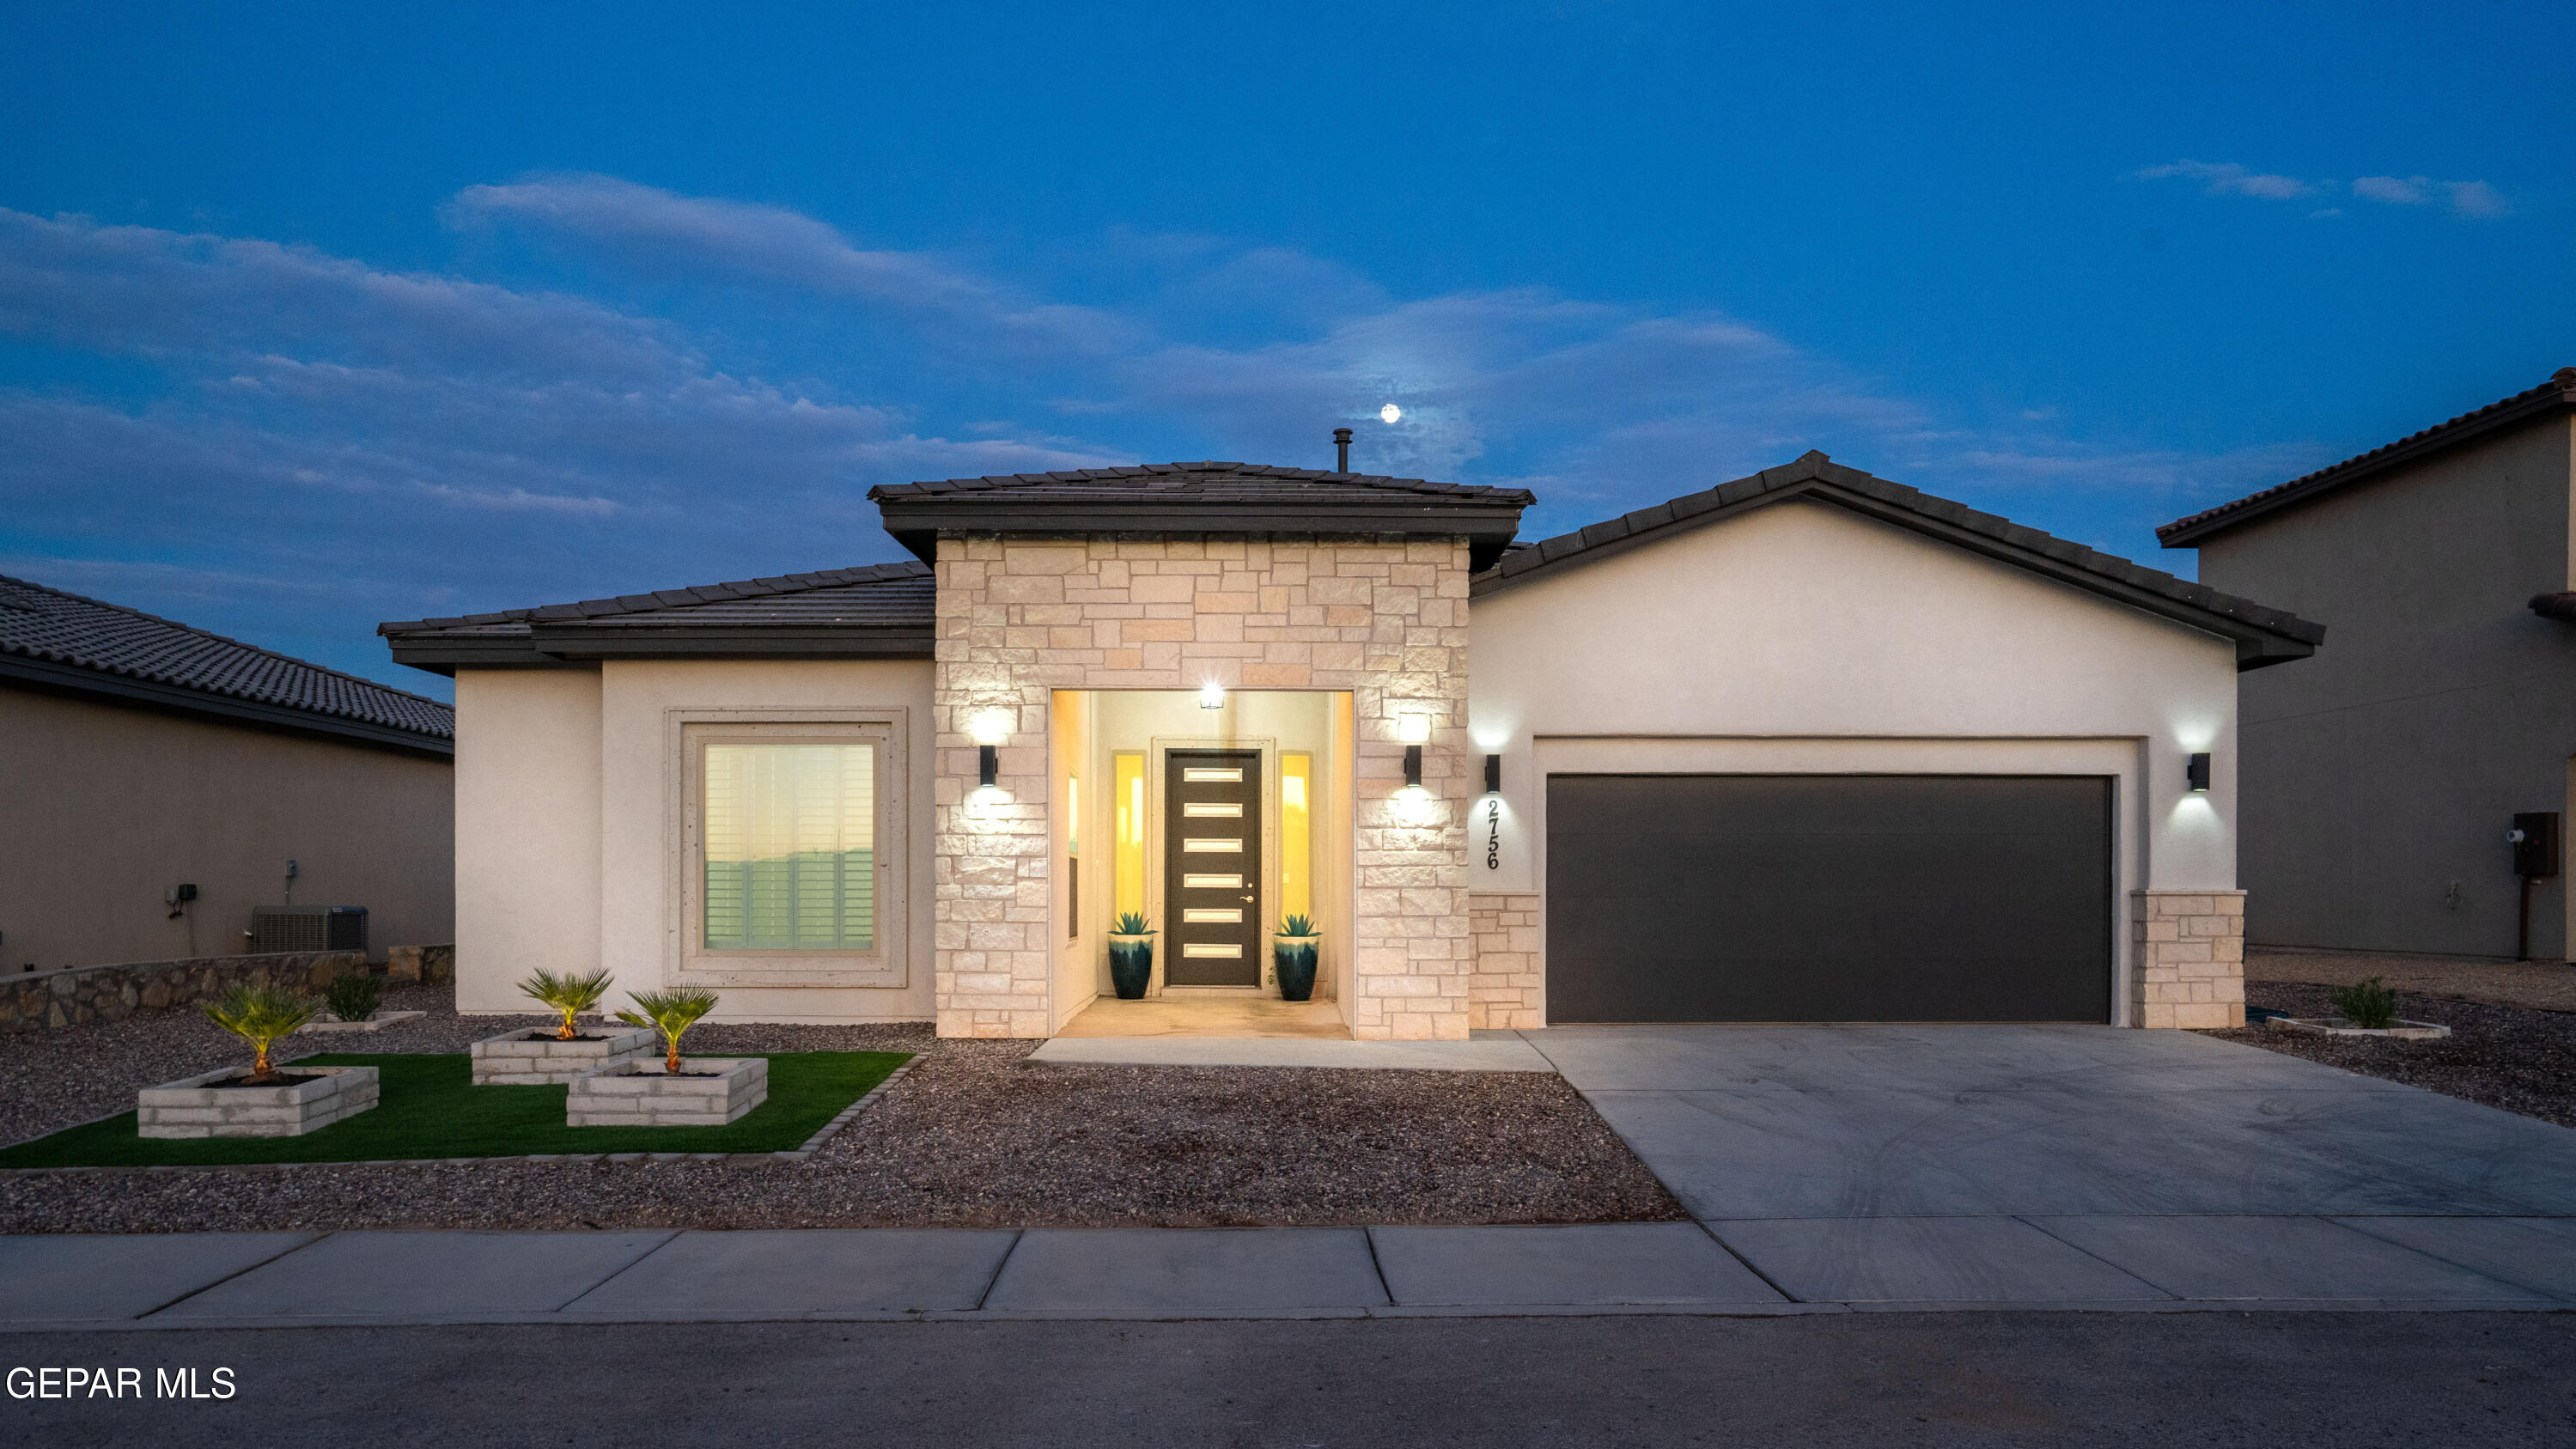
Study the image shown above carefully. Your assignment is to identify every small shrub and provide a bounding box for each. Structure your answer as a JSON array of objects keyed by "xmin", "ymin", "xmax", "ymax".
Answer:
[
  {"xmin": 2331, "ymin": 976, "xmax": 2400, "ymax": 1031},
  {"xmin": 323, "ymin": 973, "xmax": 382, "ymax": 1023},
  {"xmin": 201, "ymin": 982, "xmax": 322, "ymax": 1084},
  {"xmin": 1112, "ymin": 911, "xmax": 1154, "ymax": 936},
  {"xmin": 518, "ymin": 967, "xmax": 616, "ymax": 1041},
  {"xmin": 618, "ymin": 987, "xmax": 721, "ymax": 1074}
]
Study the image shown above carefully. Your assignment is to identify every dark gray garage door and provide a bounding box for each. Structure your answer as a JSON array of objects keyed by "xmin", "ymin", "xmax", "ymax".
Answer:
[{"xmin": 1546, "ymin": 775, "xmax": 2112, "ymax": 1023}]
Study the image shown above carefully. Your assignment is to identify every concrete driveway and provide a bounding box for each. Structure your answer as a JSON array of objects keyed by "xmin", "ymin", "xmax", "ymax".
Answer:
[{"xmin": 1519, "ymin": 1023, "xmax": 2576, "ymax": 1303}]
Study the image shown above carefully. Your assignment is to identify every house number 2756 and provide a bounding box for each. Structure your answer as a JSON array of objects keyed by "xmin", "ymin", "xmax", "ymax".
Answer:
[{"xmin": 1485, "ymin": 798, "xmax": 1501, "ymax": 870}]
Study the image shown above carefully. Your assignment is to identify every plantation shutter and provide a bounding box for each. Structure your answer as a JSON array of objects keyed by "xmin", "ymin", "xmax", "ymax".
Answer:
[{"xmin": 702, "ymin": 742, "xmax": 876, "ymax": 950}]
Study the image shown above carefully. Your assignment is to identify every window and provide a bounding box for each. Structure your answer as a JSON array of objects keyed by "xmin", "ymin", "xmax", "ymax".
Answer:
[
  {"xmin": 701, "ymin": 741, "xmax": 876, "ymax": 951},
  {"xmin": 1280, "ymin": 751, "xmax": 1312, "ymax": 923},
  {"xmin": 1114, "ymin": 751, "xmax": 1146, "ymax": 922}
]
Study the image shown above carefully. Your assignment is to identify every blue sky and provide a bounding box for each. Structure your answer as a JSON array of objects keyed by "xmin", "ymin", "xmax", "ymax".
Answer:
[{"xmin": 3, "ymin": 1, "xmax": 2568, "ymax": 700}]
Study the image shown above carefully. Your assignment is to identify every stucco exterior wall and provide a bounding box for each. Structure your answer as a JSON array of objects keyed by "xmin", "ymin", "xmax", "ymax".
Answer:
[
  {"xmin": 453, "ymin": 669, "xmax": 601, "ymax": 1012},
  {"xmin": 594, "ymin": 659, "xmax": 936, "ymax": 1023},
  {"xmin": 0, "ymin": 685, "xmax": 452, "ymax": 973},
  {"xmin": 1468, "ymin": 498, "xmax": 2244, "ymax": 1026},
  {"xmin": 2195, "ymin": 417, "xmax": 2575, "ymax": 959},
  {"xmin": 934, "ymin": 534, "xmax": 1471, "ymax": 1039}
]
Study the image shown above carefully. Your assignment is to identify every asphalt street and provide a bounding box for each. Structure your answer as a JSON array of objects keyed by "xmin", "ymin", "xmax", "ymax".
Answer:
[{"xmin": 6, "ymin": 1312, "xmax": 2573, "ymax": 1447}]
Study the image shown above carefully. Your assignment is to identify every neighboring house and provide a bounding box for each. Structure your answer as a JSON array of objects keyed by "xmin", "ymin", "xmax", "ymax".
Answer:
[
  {"xmin": 0, "ymin": 575, "xmax": 454, "ymax": 971},
  {"xmin": 383, "ymin": 451, "xmax": 2320, "ymax": 1039},
  {"xmin": 2160, "ymin": 368, "xmax": 2576, "ymax": 962}
]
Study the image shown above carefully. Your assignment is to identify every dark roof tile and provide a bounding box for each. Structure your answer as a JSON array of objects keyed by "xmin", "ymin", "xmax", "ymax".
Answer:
[{"xmin": 0, "ymin": 573, "xmax": 453, "ymax": 742}]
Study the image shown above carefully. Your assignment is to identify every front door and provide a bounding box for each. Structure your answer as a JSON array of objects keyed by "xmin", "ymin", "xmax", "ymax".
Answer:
[{"xmin": 1163, "ymin": 749, "xmax": 1263, "ymax": 986}]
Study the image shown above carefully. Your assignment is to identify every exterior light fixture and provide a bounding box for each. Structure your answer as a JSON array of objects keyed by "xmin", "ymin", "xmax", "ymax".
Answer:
[
  {"xmin": 1199, "ymin": 682, "xmax": 1226, "ymax": 710},
  {"xmin": 978, "ymin": 745, "xmax": 999, "ymax": 788},
  {"xmin": 1403, "ymin": 745, "xmax": 1424, "ymax": 789},
  {"xmin": 1484, "ymin": 753, "xmax": 1501, "ymax": 795},
  {"xmin": 2185, "ymin": 752, "xmax": 2211, "ymax": 793}
]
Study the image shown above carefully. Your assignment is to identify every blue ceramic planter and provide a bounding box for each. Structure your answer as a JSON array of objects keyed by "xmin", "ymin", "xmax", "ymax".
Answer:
[
  {"xmin": 1273, "ymin": 938, "xmax": 1319, "ymax": 1002},
  {"xmin": 1108, "ymin": 935, "xmax": 1154, "ymax": 999}
]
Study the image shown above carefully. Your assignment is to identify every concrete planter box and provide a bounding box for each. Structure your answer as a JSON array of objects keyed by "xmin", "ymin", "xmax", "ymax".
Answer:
[
  {"xmin": 566, "ymin": 1057, "xmax": 768, "ymax": 1128},
  {"xmin": 297, "ymin": 1009, "xmax": 429, "ymax": 1034},
  {"xmin": 137, "ymin": 1064, "xmax": 380, "ymax": 1139},
  {"xmin": 471, "ymin": 1026, "xmax": 656, "ymax": 1085},
  {"xmin": 2269, "ymin": 1017, "xmax": 2452, "ymax": 1040}
]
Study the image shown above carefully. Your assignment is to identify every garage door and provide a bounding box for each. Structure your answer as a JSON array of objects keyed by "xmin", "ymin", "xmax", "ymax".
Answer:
[{"xmin": 1545, "ymin": 775, "xmax": 2112, "ymax": 1023}]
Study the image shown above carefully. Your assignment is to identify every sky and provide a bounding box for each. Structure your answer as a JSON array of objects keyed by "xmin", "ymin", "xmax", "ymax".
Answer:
[{"xmin": 2, "ymin": 1, "xmax": 2568, "ymax": 702}]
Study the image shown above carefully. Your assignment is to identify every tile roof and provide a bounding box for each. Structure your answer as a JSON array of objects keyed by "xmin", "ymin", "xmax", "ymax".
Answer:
[
  {"xmin": 868, "ymin": 460, "xmax": 1534, "ymax": 571},
  {"xmin": 2159, "ymin": 368, "xmax": 2576, "ymax": 546},
  {"xmin": 379, "ymin": 562, "xmax": 935, "ymax": 673},
  {"xmin": 867, "ymin": 460, "xmax": 1535, "ymax": 505},
  {"xmin": 1473, "ymin": 451, "xmax": 2324, "ymax": 671},
  {"xmin": 0, "ymin": 573, "xmax": 454, "ymax": 752},
  {"xmin": 380, "ymin": 562, "xmax": 933, "ymax": 633}
]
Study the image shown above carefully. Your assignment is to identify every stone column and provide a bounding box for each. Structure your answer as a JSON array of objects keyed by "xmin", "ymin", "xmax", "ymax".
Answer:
[{"xmin": 2129, "ymin": 889, "xmax": 2247, "ymax": 1028}]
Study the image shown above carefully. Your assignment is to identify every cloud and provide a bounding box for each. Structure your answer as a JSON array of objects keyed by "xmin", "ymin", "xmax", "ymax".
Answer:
[
  {"xmin": 0, "ymin": 181, "xmax": 2325, "ymax": 691},
  {"xmin": 2133, "ymin": 160, "xmax": 2318, "ymax": 201},
  {"xmin": 2131, "ymin": 161, "xmax": 2510, "ymax": 220},
  {"xmin": 2352, "ymin": 174, "xmax": 2511, "ymax": 218}
]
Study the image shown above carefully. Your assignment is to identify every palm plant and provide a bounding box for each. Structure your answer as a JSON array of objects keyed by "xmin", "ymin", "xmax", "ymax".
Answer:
[
  {"xmin": 618, "ymin": 987, "xmax": 722, "ymax": 1074},
  {"xmin": 323, "ymin": 972, "xmax": 382, "ymax": 1024},
  {"xmin": 201, "ymin": 982, "xmax": 322, "ymax": 1085},
  {"xmin": 1112, "ymin": 911, "xmax": 1154, "ymax": 936},
  {"xmin": 518, "ymin": 967, "xmax": 617, "ymax": 1040}
]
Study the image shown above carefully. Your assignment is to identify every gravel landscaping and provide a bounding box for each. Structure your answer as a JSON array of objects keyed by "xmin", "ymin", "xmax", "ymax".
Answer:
[
  {"xmin": 0, "ymin": 986, "xmax": 1684, "ymax": 1233},
  {"xmin": 2200, "ymin": 981, "xmax": 2576, "ymax": 1129}
]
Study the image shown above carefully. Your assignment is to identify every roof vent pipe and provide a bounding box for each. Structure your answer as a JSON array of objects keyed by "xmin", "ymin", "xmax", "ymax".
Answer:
[{"xmin": 1333, "ymin": 428, "xmax": 1353, "ymax": 473}]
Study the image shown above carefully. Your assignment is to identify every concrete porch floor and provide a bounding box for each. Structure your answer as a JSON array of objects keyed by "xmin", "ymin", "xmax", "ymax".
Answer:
[{"xmin": 1054, "ymin": 996, "xmax": 1349, "ymax": 1039}]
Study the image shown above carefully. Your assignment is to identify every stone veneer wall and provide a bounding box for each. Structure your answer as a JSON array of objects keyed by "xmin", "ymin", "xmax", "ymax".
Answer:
[
  {"xmin": 1468, "ymin": 892, "xmax": 1544, "ymax": 1030},
  {"xmin": 934, "ymin": 534, "xmax": 1472, "ymax": 1039},
  {"xmin": 2130, "ymin": 889, "xmax": 2247, "ymax": 1028},
  {"xmin": 2, "ymin": 950, "xmax": 366, "ymax": 1035}
]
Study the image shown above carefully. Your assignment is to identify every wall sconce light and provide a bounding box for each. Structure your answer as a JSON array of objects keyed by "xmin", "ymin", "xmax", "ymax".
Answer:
[
  {"xmin": 2185, "ymin": 752, "xmax": 2211, "ymax": 793},
  {"xmin": 1403, "ymin": 745, "xmax": 1424, "ymax": 790},
  {"xmin": 1483, "ymin": 754, "xmax": 1501, "ymax": 795},
  {"xmin": 1199, "ymin": 682, "xmax": 1226, "ymax": 710},
  {"xmin": 978, "ymin": 745, "xmax": 999, "ymax": 788}
]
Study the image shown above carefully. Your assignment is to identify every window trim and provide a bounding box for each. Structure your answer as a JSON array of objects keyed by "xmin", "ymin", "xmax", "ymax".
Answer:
[{"xmin": 667, "ymin": 711, "xmax": 909, "ymax": 989}]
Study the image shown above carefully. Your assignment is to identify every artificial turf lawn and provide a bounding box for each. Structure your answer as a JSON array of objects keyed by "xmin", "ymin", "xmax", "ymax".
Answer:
[{"xmin": 0, "ymin": 1050, "xmax": 910, "ymax": 1168}]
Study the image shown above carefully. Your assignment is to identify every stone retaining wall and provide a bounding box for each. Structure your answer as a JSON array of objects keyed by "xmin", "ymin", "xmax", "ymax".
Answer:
[
  {"xmin": 386, "ymin": 943, "xmax": 455, "ymax": 984},
  {"xmin": 2, "ymin": 950, "xmax": 368, "ymax": 1035}
]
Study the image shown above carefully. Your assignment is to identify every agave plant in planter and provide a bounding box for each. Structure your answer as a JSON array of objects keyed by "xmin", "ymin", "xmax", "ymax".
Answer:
[
  {"xmin": 1273, "ymin": 914, "xmax": 1322, "ymax": 1002},
  {"xmin": 1107, "ymin": 911, "xmax": 1156, "ymax": 1000}
]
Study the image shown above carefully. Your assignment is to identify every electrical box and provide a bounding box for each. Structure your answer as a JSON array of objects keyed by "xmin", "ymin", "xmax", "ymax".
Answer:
[
  {"xmin": 249, "ymin": 904, "xmax": 368, "ymax": 954},
  {"xmin": 2512, "ymin": 813, "xmax": 2561, "ymax": 880}
]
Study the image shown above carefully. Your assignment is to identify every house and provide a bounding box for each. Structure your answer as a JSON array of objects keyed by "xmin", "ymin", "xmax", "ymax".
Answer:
[
  {"xmin": 381, "ymin": 450, "xmax": 2320, "ymax": 1039},
  {"xmin": 2159, "ymin": 368, "xmax": 2576, "ymax": 962},
  {"xmin": 0, "ymin": 574, "xmax": 454, "ymax": 972}
]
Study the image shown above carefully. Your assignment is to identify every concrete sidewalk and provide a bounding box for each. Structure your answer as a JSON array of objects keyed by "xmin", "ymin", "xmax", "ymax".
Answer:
[{"xmin": 4, "ymin": 1218, "xmax": 2569, "ymax": 1332}]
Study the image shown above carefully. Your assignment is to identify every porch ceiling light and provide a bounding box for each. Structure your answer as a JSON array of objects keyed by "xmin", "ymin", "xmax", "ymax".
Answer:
[
  {"xmin": 2186, "ymin": 752, "xmax": 2212, "ymax": 793},
  {"xmin": 1199, "ymin": 682, "xmax": 1226, "ymax": 710}
]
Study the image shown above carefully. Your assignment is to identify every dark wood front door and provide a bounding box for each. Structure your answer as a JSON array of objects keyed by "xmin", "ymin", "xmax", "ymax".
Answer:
[{"xmin": 1163, "ymin": 749, "xmax": 1263, "ymax": 986}]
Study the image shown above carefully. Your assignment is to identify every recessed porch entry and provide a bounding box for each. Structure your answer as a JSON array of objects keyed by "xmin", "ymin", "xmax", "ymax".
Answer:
[{"xmin": 1054, "ymin": 687, "xmax": 1351, "ymax": 1030}]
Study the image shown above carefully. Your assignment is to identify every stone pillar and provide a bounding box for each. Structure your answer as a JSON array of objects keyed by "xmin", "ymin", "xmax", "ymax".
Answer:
[
  {"xmin": 2129, "ymin": 890, "xmax": 2246, "ymax": 1028},
  {"xmin": 1468, "ymin": 892, "xmax": 1544, "ymax": 1029}
]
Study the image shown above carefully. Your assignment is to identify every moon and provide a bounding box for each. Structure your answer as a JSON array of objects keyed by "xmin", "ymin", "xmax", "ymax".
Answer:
[{"xmin": 1379, "ymin": 404, "xmax": 1403, "ymax": 423}]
